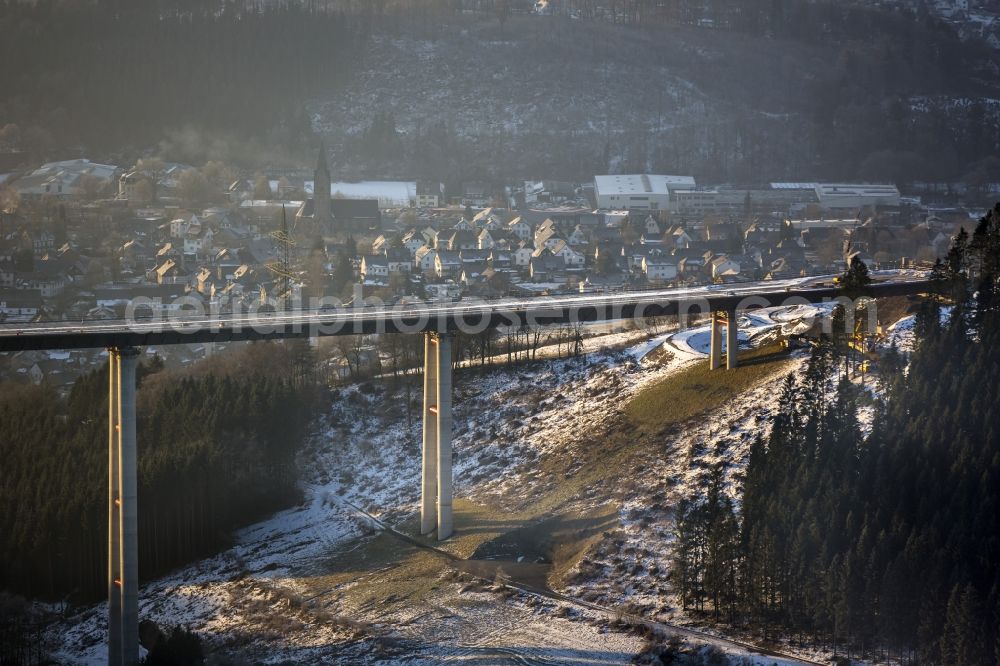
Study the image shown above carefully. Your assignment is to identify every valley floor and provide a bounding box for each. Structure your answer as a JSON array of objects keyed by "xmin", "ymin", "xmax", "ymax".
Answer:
[{"xmin": 49, "ymin": 308, "xmax": 883, "ymax": 664}]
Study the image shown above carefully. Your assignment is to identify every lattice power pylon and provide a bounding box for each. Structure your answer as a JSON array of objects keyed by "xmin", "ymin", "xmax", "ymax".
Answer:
[{"xmin": 265, "ymin": 205, "xmax": 297, "ymax": 307}]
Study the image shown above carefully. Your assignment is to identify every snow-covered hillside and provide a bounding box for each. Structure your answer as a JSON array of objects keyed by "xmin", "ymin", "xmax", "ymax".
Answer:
[{"xmin": 49, "ymin": 313, "xmax": 838, "ymax": 664}]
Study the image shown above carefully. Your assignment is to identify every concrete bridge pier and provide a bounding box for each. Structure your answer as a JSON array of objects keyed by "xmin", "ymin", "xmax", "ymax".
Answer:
[
  {"xmin": 726, "ymin": 308, "xmax": 739, "ymax": 370},
  {"xmin": 709, "ymin": 312, "xmax": 723, "ymax": 370},
  {"xmin": 709, "ymin": 310, "xmax": 740, "ymax": 370},
  {"xmin": 107, "ymin": 346, "xmax": 141, "ymax": 666},
  {"xmin": 420, "ymin": 332, "xmax": 453, "ymax": 540},
  {"xmin": 420, "ymin": 334, "xmax": 438, "ymax": 535}
]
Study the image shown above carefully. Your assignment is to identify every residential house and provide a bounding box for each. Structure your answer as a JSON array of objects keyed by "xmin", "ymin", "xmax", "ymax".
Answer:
[
  {"xmin": 534, "ymin": 218, "xmax": 561, "ymax": 248},
  {"xmin": 459, "ymin": 260, "xmax": 489, "ymax": 287},
  {"xmin": 183, "ymin": 226, "xmax": 214, "ymax": 258},
  {"xmin": 211, "ymin": 249, "xmax": 244, "ymax": 280},
  {"xmin": 18, "ymin": 263, "xmax": 68, "ymax": 297},
  {"xmin": 507, "ymin": 217, "xmax": 532, "ymax": 241},
  {"xmin": 744, "ymin": 220, "xmax": 784, "ymax": 248},
  {"xmin": 547, "ymin": 239, "xmax": 586, "ymax": 267},
  {"xmin": 675, "ymin": 248, "xmax": 708, "ymax": 277},
  {"xmin": 642, "ymin": 257, "xmax": 678, "ymax": 282},
  {"xmin": 420, "ymin": 226, "xmax": 439, "ymax": 249},
  {"xmin": 443, "ymin": 229, "xmax": 478, "ymax": 251},
  {"xmin": 488, "ymin": 249, "xmax": 513, "ymax": 269},
  {"xmin": 667, "ymin": 225, "xmax": 694, "ymax": 249},
  {"xmin": 529, "ymin": 251, "xmax": 565, "ymax": 282},
  {"xmin": 386, "ymin": 247, "xmax": 412, "ymax": 274},
  {"xmin": 567, "ymin": 225, "xmax": 589, "ymax": 246},
  {"xmin": 477, "ymin": 228, "xmax": 497, "ymax": 250},
  {"xmin": 360, "ymin": 255, "xmax": 390, "ymax": 282},
  {"xmin": 0, "ymin": 288, "xmax": 42, "ymax": 319},
  {"xmin": 593, "ymin": 242, "xmax": 626, "ymax": 272},
  {"xmin": 25, "ymin": 230, "xmax": 56, "ymax": 256},
  {"xmin": 401, "ymin": 229, "xmax": 426, "ymax": 256},
  {"xmin": 643, "ymin": 216, "xmax": 662, "ymax": 236},
  {"xmin": 461, "ymin": 182, "xmax": 492, "ymax": 207},
  {"xmin": 170, "ymin": 215, "xmax": 198, "ymax": 238},
  {"xmin": 435, "ymin": 250, "xmax": 462, "ymax": 278},
  {"xmin": 371, "ymin": 234, "xmax": 392, "ymax": 254},
  {"xmin": 709, "ymin": 255, "xmax": 740, "ymax": 280},
  {"xmin": 513, "ymin": 241, "xmax": 535, "ymax": 267},
  {"xmin": 415, "ymin": 246, "xmax": 438, "ymax": 274},
  {"xmin": 330, "ymin": 199, "xmax": 381, "ymax": 231},
  {"xmin": 416, "ymin": 181, "xmax": 444, "ymax": 208},
  {"xmin": 472, "ymin": 208, "xmax": 503, "ymax": 229},
  {"xmin": 153, "ymin": 258, "xmax": 182, "ymax": 284},
  {"xmin": 195, "ymin": 267, "xmax": 223, "ymax": 296},
  {"xmin": 626, "ymin": 244, "xmax": 666, "ymax": 271},
  {"xmin": 459, "ymin": 249, "xmax": 491, "ymax": 265},
  {"xmin": 120, "ymin": 240, "xmax": 149, "ymax": 272}
]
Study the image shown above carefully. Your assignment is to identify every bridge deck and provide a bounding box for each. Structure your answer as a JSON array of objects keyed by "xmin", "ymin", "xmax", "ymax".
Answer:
[{"xmin": 0, "ymin": 277, "xmax": 932, "ymax": 352}]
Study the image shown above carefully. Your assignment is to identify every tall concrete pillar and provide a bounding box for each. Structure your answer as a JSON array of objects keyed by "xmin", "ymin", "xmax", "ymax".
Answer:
[
  {"xmin": 435, "ymin": 334, "xmax": 453, "ymax": 541},
  {"xmin": 726, "ymin": 308, "xmax": 739, "ymax": 370},
  {"xmin": 709, "ymin": 312, "xmax": 723, "ymax": 370},
  {"xmin": 108, "ymin": 346, "xmax": 141, "ymax": 666},
  {"xmin": 107, "ymin": 352, "xmax": 122, "ymax": 666},
  {"xmin": 118, "ymin": 348, "xmax": 140, "ymax": 666},
  {"xmin": 420, "ymin": 334, "xmax": 439, "ymax": 536}
]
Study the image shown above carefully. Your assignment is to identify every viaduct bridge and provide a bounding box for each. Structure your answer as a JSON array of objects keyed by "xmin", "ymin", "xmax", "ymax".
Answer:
[{"xmin": 0, "ymin": 276, "xmax": 931, "ymax": 665}]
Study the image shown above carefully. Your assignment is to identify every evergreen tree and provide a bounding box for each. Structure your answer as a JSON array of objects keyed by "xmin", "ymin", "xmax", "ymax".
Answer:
[{"xmin": 840, "ymin": 256, "xmax": 872, "ymax": 297}]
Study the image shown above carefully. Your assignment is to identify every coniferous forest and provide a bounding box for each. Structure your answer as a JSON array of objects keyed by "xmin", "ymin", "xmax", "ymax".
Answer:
[
  {"xmin": 0, "ymin": 342, "xmax": 318, "ymax": 604},
  {"xmin": 672, "ymin": 203, "xmax": 1000, "ymax": 664}
]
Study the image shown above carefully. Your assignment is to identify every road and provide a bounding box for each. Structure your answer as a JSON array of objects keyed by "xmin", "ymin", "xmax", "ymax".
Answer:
[{"xmin": 0, "ymin": 273, "xmax": 930, "ymax": 351}]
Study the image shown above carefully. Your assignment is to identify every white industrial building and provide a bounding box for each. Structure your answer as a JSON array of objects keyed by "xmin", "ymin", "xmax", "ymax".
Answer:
[
  {"xmin": 671, "ymin": 186, "xmax": 819, "ymax": 215},
  {"xmin": 594, "ymin": 174, "xmax": 695, "ymax": 211},
  {"xmin": 672, "ymin": 189, "xmax": 746, "ymax": 215},
  {"xmin": 15, "ymin": 159, "xmax": 120, "ymax": 198},
  {"xmin": 814, "ymin": 184, "xmax": 900, "ymax": 210},
  {"xmin": 304, "ymin": 180, "xmax": 416, "ymax": 209}
]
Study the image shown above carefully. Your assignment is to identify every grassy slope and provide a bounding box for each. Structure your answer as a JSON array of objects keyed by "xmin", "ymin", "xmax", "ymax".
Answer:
[
  {"xmin": 301, "ymin": 345, "xmax": 797, "ymax": 621},
  {"xmin": 625, "ymin": 345, "xmax": 794, "ymax": 434}
]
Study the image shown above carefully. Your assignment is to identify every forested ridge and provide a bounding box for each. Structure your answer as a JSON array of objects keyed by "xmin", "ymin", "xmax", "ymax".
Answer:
[
  {"xmin": 0, "ymin": 342, "xmax": 318, "ymax": 603},
  {"xmin": 335, "ymin": 0, "xmax": 999, "ymax": 186},
  {"xmin": 1, "ymin": 0, "xmax": 997, "ymax": 184},
  {"xmin": 673, "ymin": 203, "xmax": 1000, "ymax": 664},
  {"xmin": 0, "ymin": 0, "xmax": 362, "ymax": 158}
]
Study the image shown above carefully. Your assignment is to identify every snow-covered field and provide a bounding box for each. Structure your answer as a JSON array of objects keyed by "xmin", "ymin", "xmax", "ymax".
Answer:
[{"xmin": 49, "ymin": 308, "xmax": 843, "ymax": 664}]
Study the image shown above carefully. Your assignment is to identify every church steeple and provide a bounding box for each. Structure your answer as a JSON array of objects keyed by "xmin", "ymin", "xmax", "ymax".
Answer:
[
  {"xmin": 313, "ymin": 141, "xmax": 331, "ymax": 230},
  {"xmin": 316, "ymin": 139, "xmax": 330, "ymax": 178}
]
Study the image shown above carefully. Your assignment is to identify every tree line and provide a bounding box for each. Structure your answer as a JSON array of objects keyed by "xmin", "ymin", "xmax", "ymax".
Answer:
[
  {"xmin": 672, "ymin": 203, "xmax": 1000, "ymax": 664},
  {"xmin": 0, "ymin": 342, "xmax": 318, "ymax": 604}
]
